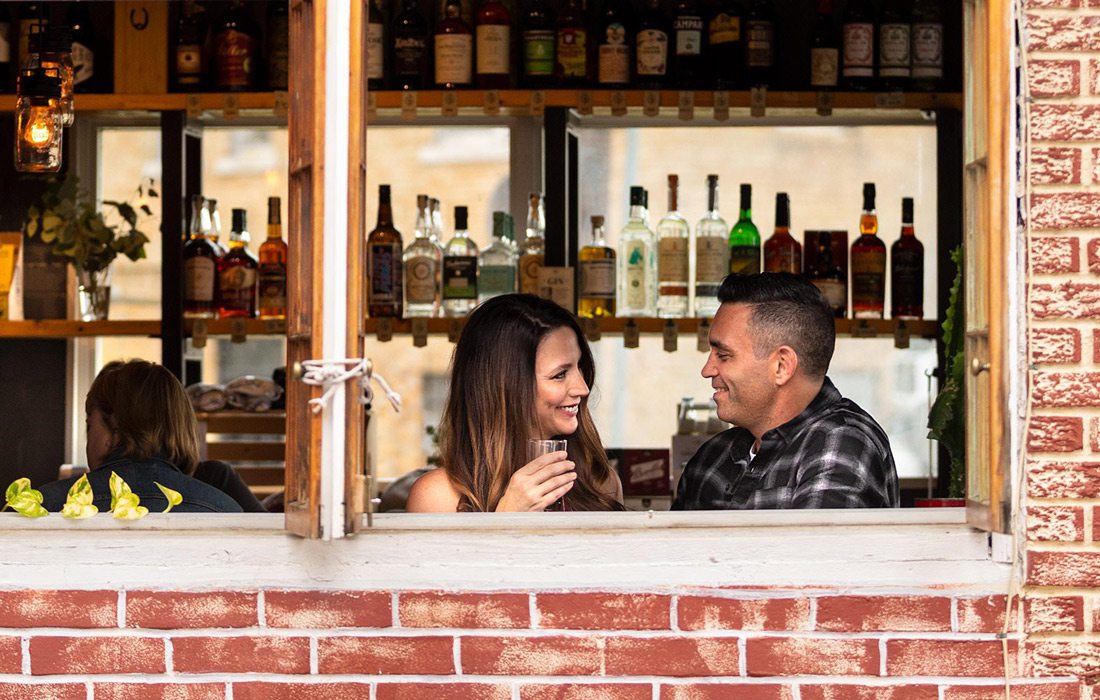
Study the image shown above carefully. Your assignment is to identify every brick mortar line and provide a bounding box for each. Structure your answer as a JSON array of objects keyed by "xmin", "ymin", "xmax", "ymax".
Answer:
[
  {"xmin": 0, "ymin": 629, "xmax": 1017, "ymax": 639},
  {"xmin": 1025, "ymin": 541, "xmax": 1100, "ymax": 550},
  {"xmin": 1024, "ymin": 584, "xmax": 1100, "ymax": 594},
  {"xmin": 1023, "ymin": 497, "xmax": 1100, "ymax": 505}
]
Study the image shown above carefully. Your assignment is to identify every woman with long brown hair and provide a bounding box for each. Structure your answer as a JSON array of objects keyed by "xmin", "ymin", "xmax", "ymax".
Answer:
[{"xmin": 407, "ymin": 294, "xmax": 623, "ymax": 512}]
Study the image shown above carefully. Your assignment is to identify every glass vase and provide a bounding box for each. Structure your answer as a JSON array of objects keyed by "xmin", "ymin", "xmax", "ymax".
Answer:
[{"xmin": 77, "ymin": 265, "xmax": 112, "ymax": 321}]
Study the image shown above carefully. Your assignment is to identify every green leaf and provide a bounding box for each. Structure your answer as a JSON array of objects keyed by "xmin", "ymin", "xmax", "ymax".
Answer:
[
  {"xmin": 61, "ymin": 502, "xmax": 98, "ymax": 519},
  {"xmin": 6, "ymin": 477, "xmax": 32, "ymax": 504},
  {"xmin": 108, "ymin": 471, "xmax": 132, "ymax": 512},
  {"xmin": 10, "ymin": 493, "xmax": 48, "ymax": 518},
  {"xmin": 112, "ymin": 492, "xmax": 148, "ymax": 520},
  {"xmin": 147, "ymin": 187, "xmax": 158, "ymax": 198},
  {"xmin": 66, "ymin": 473, "xmax": 95, "ymax": 506},
  {"xmin": 155, "ymin": 482, "xmax": 183, "ymax": 513}
]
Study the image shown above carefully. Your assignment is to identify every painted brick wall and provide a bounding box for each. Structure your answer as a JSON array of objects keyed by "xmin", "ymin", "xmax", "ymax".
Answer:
[
  {"xmin": 1024, "ymin": 0, "xmax": 1100, "ymax": 692},
  {"xmin": 0, "ymin": 589, "xmax": 1085, "ymax": 699}
]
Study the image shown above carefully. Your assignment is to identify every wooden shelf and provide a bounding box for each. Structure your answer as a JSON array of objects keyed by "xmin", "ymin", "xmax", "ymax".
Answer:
[
  {"xmin": 0, "ymin": 318, "xmax": 287, "ymax": 339},
  {"xmin": 0, "ymin": 92, "xmax": 284, "ymax": 115},
  {"xmin": 362, "ymin": 316, "xmax": 939, "ymax": 341}
]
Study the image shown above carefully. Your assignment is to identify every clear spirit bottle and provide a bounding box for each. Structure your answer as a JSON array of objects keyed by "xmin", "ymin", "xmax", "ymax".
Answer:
[
  {"xmin": 478, "ymin": 211, "xmax": 517, "ymax": 303},
  {"xmin": 578, "ymin": 215, "xmax": 616, "ymax": 318},
  {"xmin": 519, "ymin": 192, "xmax": 545, "ymax": 295},
  {"xmin": 403, "ymin": 194, "xmax": 444, "ymax": 317},
  {"xmin": 656, "ymin": 175, "xmax": 689, "ymax": 318},
  {"xmin": 694, "ymin": 174, "xmax": 730, "ymax": 317},
  {"xmin": 618, "ymin": 186, "xmax": 657, "ymax": 317},
  {"xmin": 442, "ymin": 205, "xmax": 479, "ymax": 317}
]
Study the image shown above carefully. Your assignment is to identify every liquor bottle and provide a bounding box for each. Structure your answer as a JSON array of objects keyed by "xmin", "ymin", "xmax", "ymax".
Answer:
[
  {"xmin": 850, "ymin": 183, "xmax": 886, "ymax": 318},
  {"xmin": 841, "ymin": 0, "xmax": 875, "ymax": 90},
  {"xmin": 259, "ymin": 196, "xmax": 289, "ymax": 319},
  {"xmin": 707, "ymin": 0, "xmax": 742, "ymax": 89},
  {"xmin": 695, "ymin": 174, "xmax": 730, "ymax": 317},
  {"xmin": 0, "ymin": 5, "xmax": 10, "ymax": 92},
  {"xmin": 877, "ymin": 0, "xmax": 911, "ymax": 90},
  {"xmin": 442, "ymin": 205, "xmax": 479, "ymax": 316},
  {"xmin": 763, "ymin": 193, "xmax": 801, "ymax": 273},
  {"xmin": 671, "ymin": 0, "xmax": 705, "ymax": 88},
  {"xmin": 430, "ymin": 197, "xmax": 444, "ymax": 241},
  {"xmin": 184, "ymin": 195, "xmax": 220, "ymax": 319},
  {"xmin": 435, "ymin": 0, "xmax": 474, "ymax": 88},
  {"xmin": 479, "ymin": 211, "xmax": 517, "ymax": 302},
  {"xmin": 475, "ymin": 0, "xmax": 512, "ymax": 88},
  {"xmin": 809, "ymin": 0, "xmax": 839, "ymax": 91},
  {"xmin": 367, "ymin": 0, "xmax": 385, "ymax": 90},
  {"xmin": 212, "ymin": 0, "xmax": 260, "ymax": 91},
  {"xmin": 206, "ymin": 198, "xmax": 226, "ymax": 255},
  {"xmin": 728, "ymin": 184, "xmax": 761, "ymax": 275},
  {"xmin": 656, "ymin": 175, "xmax": 689, "ymax": 318},
  {"xmin": 555, "ymin": 0, "xmax": 589, "ymax": 85},
  {"xmin": 578, "ymin": 215, "xmax": 616, "ymax": 318},
  {"xmin": 618, "ymin": 186, "xmax": 656, "ymax": 317},
  {"xmin": 267, "ymin": 0, "xmax": 290, "ymax": 90},
  {"xmin": 635, "ymin": 0, "xmax": 670, "ymax": 88},
  {"xmin": 66, "ymin": 1, "xmax": 97, "ymax": 92},
  {"xmin": 217, "ymin": 208, "xmax": 260, "ymax": 319},
  {"xmin": 403, "ymin": 194, "xmax": 444, "ymax": 317},
  {"xmin": 520, "ymin": 193, "xmax": 545, "ymax": 295},
  {"xmin": 174, "ymin": 1, "xmax": 205, "ymax": 90},
  {"xmin": 891, "ymin": 196, "xmax": 924, "ymax": 319},
  {"xmin": 910, "ymin": 0, "xmax": 943, "ymax": 91},
  {"xmin": 394, "ymin": 0, "xmax": 430, "ymax": 90},
  {"xmin": 744, "ymin": 0, "xmax": 775, "ymax": 88},
  {"xmin": 596, "ymin": 0, "xmax": 631, "ymax": 87},
  {"xmin": 809, "ymin": 231, "xmax": 846, "ymax": 317},
  {"xmin": 521, "ymin": 0, "xmax": 556, "ymax": 86},
  {"xmin": 368, "ymin": 184, "xmax": 404, "ymax": 318}
]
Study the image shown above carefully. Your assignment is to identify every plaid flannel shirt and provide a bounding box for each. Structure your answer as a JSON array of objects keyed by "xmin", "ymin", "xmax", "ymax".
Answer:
[{"xmin": 672, "ymin": 378, "xmax": 899, "ymax": 510}]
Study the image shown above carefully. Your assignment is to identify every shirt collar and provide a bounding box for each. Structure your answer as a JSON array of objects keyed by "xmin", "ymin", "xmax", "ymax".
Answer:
[{"xmin": 762, "ymin": 377, "xmax": 841, "ymax": 446}]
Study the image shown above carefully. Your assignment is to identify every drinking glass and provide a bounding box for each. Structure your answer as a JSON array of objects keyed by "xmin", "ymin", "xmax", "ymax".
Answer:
[{"xmin": 527, "ymin": 438, "xmax": 569, "ymax": 511}]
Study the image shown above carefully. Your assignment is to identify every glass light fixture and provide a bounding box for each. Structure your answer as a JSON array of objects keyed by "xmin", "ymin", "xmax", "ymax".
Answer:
[
  {"xmin": 28, "ymin": 27, "xmax": 75, "ymax": 127},
  {"xmin": 15, "ymin": 68, "xmax": 64, "ymax": 173}
]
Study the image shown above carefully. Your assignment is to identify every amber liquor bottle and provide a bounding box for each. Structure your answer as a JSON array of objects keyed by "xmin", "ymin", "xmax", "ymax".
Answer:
[
  {"xmin": 184, "ymin": 195, "xmax": 220, "ymax": 318},
  {"xmin": 259, "ymin": 196, "xmax": 289, "ymax": 319},
  {"xmin": 174, "ymin": 2, "xmax": 205, "ymax": 90},
  {"xmin": 217, "ymin": 208, "xmax": 260, "ymax": 319},
  {"xmin": 763, "ymin": 193, "xmax": 801, "ymax": 273},
  {"xmin": 368, "ymin": 185, "xmax": 404, "ymax": 318},
  {"xmin": 212, "ymin": 0, "xmax": 260, "ymax": 91},
  {"xmin": 578, "ymin": 215, "xmax": 616, "ymax": 318},
  {"xmin": 809, "ymin": 231, "xmax": 846, "ymax": 317},
  {"xmin": 476, "ymin": 0, "xmax": 513, "ymax": 88},
  {"xmin": 850, "ymin": 183, "xmax": 887, "ymax": 318},
  {"xmin": 890, "ymin": 196, "xmax": 924, "ymax": 319}
]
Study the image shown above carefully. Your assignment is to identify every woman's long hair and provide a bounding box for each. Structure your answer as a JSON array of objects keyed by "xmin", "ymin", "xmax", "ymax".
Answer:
[
  {"xmin": 439, "ymin": 294, "xmax": 622, "ymax": 512},
  {"xmin": 86, "ymin": 359, "xmax": 201, "ymax": 474}
]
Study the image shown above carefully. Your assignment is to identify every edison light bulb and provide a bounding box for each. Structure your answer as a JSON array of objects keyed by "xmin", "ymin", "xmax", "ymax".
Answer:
[{"xmin": 25, "ymin": 111, "xmax": 56, "ymax": 146}]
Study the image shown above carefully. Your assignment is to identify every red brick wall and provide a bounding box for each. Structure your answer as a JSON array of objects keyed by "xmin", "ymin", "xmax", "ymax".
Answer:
[
  {"xmin": 0, "ymin": 589, "xmax": 1086, "ymax": 698},
  {"xmin": 1025, "ymin": 0, "xmax": 1100, "ymax": 691}
]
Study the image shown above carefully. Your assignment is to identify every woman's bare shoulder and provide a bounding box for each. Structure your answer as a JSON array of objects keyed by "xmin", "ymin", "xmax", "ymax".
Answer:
[{"xmin": 405, "ymin": 468, "xmax": 461, "ymax": 513}]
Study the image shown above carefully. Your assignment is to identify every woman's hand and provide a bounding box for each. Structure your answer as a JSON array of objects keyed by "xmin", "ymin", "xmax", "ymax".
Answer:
[{"xmin": 495, "ymin": 451, "xmax": 576, "ymax": 512}]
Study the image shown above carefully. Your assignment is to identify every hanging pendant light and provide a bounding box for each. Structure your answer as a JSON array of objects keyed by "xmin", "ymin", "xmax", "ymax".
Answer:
[
  {"xmin": 28, "ymin": 26, "xmax": 75, "ymax": 127},
  {"xmin": 15, "ymin": 67, "xmax": 64, "ymax": 173}
]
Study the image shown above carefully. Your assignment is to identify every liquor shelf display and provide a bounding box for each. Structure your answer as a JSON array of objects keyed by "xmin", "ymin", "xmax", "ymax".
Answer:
[{"xmin": 0, "ymin": 319, "xmax": 287, "ymax": 339}]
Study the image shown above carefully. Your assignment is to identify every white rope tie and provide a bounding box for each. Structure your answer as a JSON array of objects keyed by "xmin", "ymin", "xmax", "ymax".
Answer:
[{"xmin": 298, "ymin": 358, "xmax": 402, "ymax": 415}]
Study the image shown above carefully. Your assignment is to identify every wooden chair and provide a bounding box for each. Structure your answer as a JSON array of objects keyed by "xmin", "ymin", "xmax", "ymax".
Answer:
[{"xmin": 195, "ymin": 411, "xmax": 286, "ymax": 497}]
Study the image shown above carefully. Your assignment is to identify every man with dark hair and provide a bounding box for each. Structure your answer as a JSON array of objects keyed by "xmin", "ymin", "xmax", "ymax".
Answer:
[{"xmin": 672, "ymin": 273, "xmax": 899, "ymax": 510}]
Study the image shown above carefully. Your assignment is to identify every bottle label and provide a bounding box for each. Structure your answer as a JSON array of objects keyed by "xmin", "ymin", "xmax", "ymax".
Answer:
[
  {"xmin": 879, "ymin": 23, "xmax": 911, "ymax": 76},
  {"xmin": 215, "ymin": 29, "xmax": 256, "ymax": 87},
  {"xmin": 395, "ymin": 36, "xmax": 428, "ymax": 77},
  {"xmin": 580, "ymin": 258, "xmax": 615, "ymax": 298},
  {"xmin": 745, "ymin": 20, "xmax": 774, "ymax": 68},
  {"xmin": 443, "ymin": 256, "xmax": 478, "ymax": 299},
  {"xmin": 72, "ymin": 41, "xmax": 94, "ymax": 85},
  {"xmin": 764, "ymin": 247, "xmax": 801, "ymax": 274},
  {"xmin": 695, "ymin": 236, "xmax": 730, "ymax": 282},
  {"xmin": 709, "ymin": 14, "xmax": 740, "ymax": 45},
  {"xmin": 219, "ymin": 265, "xmax": 258, "ymax": 311},
  {"xmin": 912, "ymin": 23, "xmax": 944, "ymax": 78},
  {"xmin": 184, "ymin": 257, "xmax": 216, "ymax": 303},
  {"xmin": 369, "ymin": 243, "xmax": 402, "ymax": 303},
  {"xmin": 524, "ymin": 29, "xmax": 556, "ymax": 76},
  {"xmin": 657, "ymin": 238, "xmax": 688, "ymax": 282},
  {"xmin": 810, "ymin": 47, "xmax": 839, "ymax": 87},
  {"xmin": 259, "ymin": 264, "xmax": 288, "ymax": 310},
  {"xmin": 623, "ymin": 240, "xmax": 648, "ymax": 309},
  {"xmin": 177, "ymin": 43, "xmax": 203, "ymax": 82},
  {"xmin": 557, "ymin": 28, "xmax": 588, "ymax": 78},
  {"xmin": 851, "ymin": 250, "xmax": 886, "ymax": 305},
  {"xmin": 479, "ymin": 264, "xmax": 516, "ymax": 295},
  {"xmin": 842, "ymin": 23, "xmax": 874, "ymax": 76},
  {"xmin": 476, "ymin": 24, "xmax": 510, "ymax": 74},
  {"xmin": 598, "ymin": 40, "xmax": 630, "ymax": 84},
  {"xmin": 435, "ymin": 34, "xmax": 473, "ymax": 84},
  {"xmin": 519, "ymin": 252, "xmax": 543, "ymax": 295},
  {"xmin": 367, "ymin": 22, "xmax": 385, "ymax": 79},
  {"xmin": 729, "ymin": 245, "xmax": 761, "ymax": 275},
  {"xmin": 636, "ymin": 29, "xmax": 669, "ymax": 76},
  {"xmin": 405, "ymin": 256, "xmax": 438, "ymax": 304},
  {"xmin": 813, "ymin": 279, "xmax": 846, "ymax": 311},
  {"xmin": 674, "ymin": 16, "xmax": 703, "ymax": 57},
  {"xmin": 0, "ymin": 23, "xmax": 10, "ymax": 63}
]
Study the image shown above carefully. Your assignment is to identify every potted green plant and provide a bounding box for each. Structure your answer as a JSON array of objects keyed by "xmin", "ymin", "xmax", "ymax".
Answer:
[
  {"xmin": 23, "ymin": 177, "xmax": 155, "ymax": 321},
  {"xmin": 922, "ymin": 246, "xmax": 966, "ymax": 506}
]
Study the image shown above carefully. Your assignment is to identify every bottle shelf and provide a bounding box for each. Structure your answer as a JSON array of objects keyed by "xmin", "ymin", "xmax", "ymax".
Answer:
[
  {"xmin": 0, "ymin": 318, "xmax": 287, "ymax": 339},
  {"xmin": 0, "ymin": 92, "xmax": 286, "ymax": 116},
  {"xmin": 362, "ymin": 316, "xmax": 938, "ymax": 342}
]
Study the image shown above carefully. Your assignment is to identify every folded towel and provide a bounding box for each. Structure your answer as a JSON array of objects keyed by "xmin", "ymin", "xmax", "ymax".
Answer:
[
  {"xmin": 225, "ymin": 375, "xmax": 284, "ymax": 412},
  {"xmin": 186, "ymin": 383, "xmax": 227, "ymax": 412}
]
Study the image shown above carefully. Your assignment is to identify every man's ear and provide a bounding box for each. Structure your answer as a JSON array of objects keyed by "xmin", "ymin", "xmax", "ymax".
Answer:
[{"xmin": 773, "ymin": 346, "xmax": 799, "ymax": 386}]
